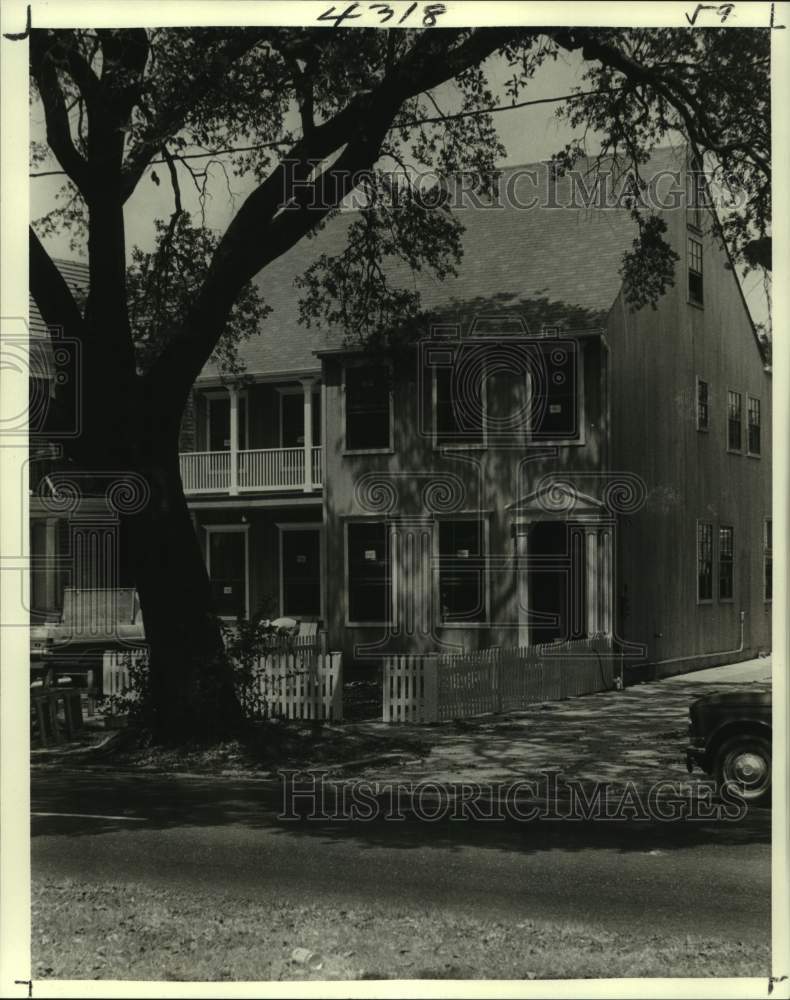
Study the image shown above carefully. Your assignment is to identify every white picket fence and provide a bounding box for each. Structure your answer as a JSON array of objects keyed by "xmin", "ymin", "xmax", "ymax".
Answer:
[
  {"xmin": 102, "ymin": 648, "xmax": 148, "ymax": 698},
  {"xmin": 240, "ymin": 648, "xmax": 343, "ymax": 721},
  {"xmin": 102, "ymin": 642, "xmax": 343, "ymax": 722},
  {"xmin": 383, "ymin": 640, "xmax": 613, "ymax": 723}
]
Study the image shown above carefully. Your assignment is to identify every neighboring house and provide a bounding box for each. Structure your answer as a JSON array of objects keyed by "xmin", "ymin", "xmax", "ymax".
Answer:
[
  {"xmin": 31, "ymin": 147, "xmax": 772, "ymax": 678},
  {"xmin": 28, "ymin": 260, "xmax": 136, "ymax": 627}
]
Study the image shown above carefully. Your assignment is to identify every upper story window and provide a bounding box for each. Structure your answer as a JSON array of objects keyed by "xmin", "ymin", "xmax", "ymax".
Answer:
[
  {"xmin": 438, "ymin": 519, "xmax": 487, "ymax": 624},
  {"xmin": 344, "ymin": 365, "xmax": 391, "ymax": 452},
  {"xmin": 764, "ymin": 518, "xmax": 772, "ymax": 602},
  {"xmin": 696, "ymin": 378, "xmax": 709, "ymax": 431},
  {"xmin": 346, "ymin": 521, "xmax": 392, "ymax": 625},
  {"xmin": 688, "ymin": 237, "xmax": 704, "ymax": 306},
  {"xmin": 435, "ymin": 362, "xmax": 485, "ymax": 447},
  {"xmin": 697, "ymin": 521, "xmax": 713, "ymax": 602},
  {"xmin": 718, "ymin": 526, "xmax": 734, "ymax": 601},
  {"xmin": 431, "ymin": 339, "xmax": 580, "ymax": 447},
  {"xmin": 747, "ymin": 396, "xmax": 761, "ymax": 455},
  {"xmin": 529, "ymin": 342, "xmax": 579, "ymax": 440},
  {"xmin": 727, "ymin": 390, "xmax": 742, "ymax": 451}
]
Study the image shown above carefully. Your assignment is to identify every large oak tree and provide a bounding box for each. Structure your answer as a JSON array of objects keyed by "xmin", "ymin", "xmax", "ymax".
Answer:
[{"xmin": 27, "ymin": 24, "xmax": 770, "ymax": 740}]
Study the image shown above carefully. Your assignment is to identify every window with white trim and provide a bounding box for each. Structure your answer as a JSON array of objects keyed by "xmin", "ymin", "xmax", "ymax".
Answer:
[
  {"xmin": 529, "ymin": 342, "xmax": 579, "ymax": 439},
  {"xmin": 688, "ymin": 237, "xmax": 703, "ymax": 305},
  {"xmin": 347, "ymin": 522, "xmax": 391, "ymax": 624},
  {"xmin": 697, "ymin": 521, "xmax": 713, "ymax": 602},
  {"xmin": 438, "ymin": 519, "xmax": 487, "ymax": 624},
  {"xmin": 727, "ymin": 391, "xmax": 742, "ymax": 451},
  {"xmin": 345, "ymin": 366, "xmax": 391, "ymax": 451},
  {"xmin": 718, "ymin": 526, "xmax": 734, "ymax": 601},
  {"xmin": 435, "ymin": 363, "xmax": 485, "ymax": 446},
  {"xmin": 747, "ymin": 396, "xmax": 761, "ymax": 455}
]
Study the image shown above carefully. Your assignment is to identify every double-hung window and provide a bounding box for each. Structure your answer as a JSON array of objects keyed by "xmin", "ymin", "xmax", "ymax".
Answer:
[
  {"xmin": 435, "ymin": 355, "xmax": 485, "ymax": 447},
  {"xmin": 727, "ymin": 391, "xmax": 742, "ymax": 451},
  {"xmin": 347, "ymin": 522, "xmax": 392, "ymax": 624},
  {"xmin": 747, "ymin": 396, "xmax": 761, "ymax": 455},
  {"xmin": 438, "ymin": 519, "xmax": 487, "ymax": 624},
  {"xmin": 529, "ymin": 341, "xmax": 579, "ymax": 440},
  {"xmin": 697, "ymin": 522, "xmax": 713, "ymax": 602},
  {"xmin": 345, "ymin": 366, "xmax": 391, "ymax": 451},
  {"xmin": 718, "ymin": 526, "xmax": 734, "ymax": 601},
  {"xmin": 688, "ymin": 237, "xmax": 704, "ymax": 305}
]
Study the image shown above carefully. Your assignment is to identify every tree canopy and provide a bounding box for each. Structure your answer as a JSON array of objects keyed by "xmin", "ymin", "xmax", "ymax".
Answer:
[{"xmin": 31, "ymin": 26, "xmax": 770, "ymax": 391}]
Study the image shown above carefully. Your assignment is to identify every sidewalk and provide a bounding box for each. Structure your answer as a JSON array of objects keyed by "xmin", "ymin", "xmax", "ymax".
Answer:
[{"xmin": 341, "ymin": 657, "xmax": 772, "ymax": 790}]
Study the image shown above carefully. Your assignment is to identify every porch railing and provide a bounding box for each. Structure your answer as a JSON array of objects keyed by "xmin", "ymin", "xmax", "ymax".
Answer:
[
  {"xmin": 238, "ymin": 447, "xmax": 305, "ymax": 490},
  {"xmin": 180, "ymin": 451, "xmax": 231, "ymax": 492},
  {"xmin": 179, "ymin": 446, "xmax": 323, "ymax": 493}
]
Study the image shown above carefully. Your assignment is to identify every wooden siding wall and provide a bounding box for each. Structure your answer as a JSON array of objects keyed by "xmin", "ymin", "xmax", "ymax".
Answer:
[
  {"xmin": 321, "ymin": 339, "xmax": 607, "ymax": 664},
  {"xmin": 193, "ymin": 505, "xmax": 322, "ymax": 621},
  {"xmin": 606, "ymin": 193, "xmax": 771, "ymax": 671}
]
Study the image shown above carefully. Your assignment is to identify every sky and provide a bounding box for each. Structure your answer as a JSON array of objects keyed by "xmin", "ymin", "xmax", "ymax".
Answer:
[{"xmin": 29, "ymin": 42, "xmax": 770, "ymax": 329}]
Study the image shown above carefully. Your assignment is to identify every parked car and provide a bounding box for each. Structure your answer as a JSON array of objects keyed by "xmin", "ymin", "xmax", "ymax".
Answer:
[{"xmin": 685, "ymin": 690, "xmax": 772, "ymax": 806}]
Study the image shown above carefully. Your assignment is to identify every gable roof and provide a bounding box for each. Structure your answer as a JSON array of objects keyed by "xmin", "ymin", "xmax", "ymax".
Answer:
[
  {"xmin": 39, "ymin": 146, "xmax": 759, "ymax": 380},
  {"xmin": 215, "ymin": 146, "xmax": 688, "ymax": 376}
]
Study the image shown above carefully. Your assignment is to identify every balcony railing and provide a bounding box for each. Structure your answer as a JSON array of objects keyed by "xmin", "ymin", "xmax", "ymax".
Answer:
[
  {"xmin": 180, "ymin": 447, "xmax": 323, "ymax": 494},
  {"xmin": 180, "ymin": 451, "xmax": 231, "ymax": 493}
]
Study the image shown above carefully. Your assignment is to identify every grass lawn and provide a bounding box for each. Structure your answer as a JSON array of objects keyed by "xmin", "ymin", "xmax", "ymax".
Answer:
[{"xmin": 32, "ymin": 877, "xmax": 768, "ymax": 982}]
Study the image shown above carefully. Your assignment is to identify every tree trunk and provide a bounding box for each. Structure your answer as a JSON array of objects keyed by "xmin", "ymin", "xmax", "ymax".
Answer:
[{"xmin": 126, "ymin": 447, "xmax": 243, "ymax": 744}]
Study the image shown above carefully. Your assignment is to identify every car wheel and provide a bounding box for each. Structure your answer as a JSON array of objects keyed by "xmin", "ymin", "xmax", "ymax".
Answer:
[{"xmin": 714, "ymin": 734, "xmax": 771, "ymax": 807}]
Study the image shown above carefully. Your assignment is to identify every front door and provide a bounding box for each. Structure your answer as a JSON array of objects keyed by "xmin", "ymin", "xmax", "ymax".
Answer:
[
  {"xmin": 526, "ymin": 521, "xmax": 586, "ymax": 645},
  {"xmin": 281, "ymin": 528, "xmax": 321, "ymax": 618},
  {"xmin": 208, "ymin": 530, "xmax": 247, "ymax": 618}
]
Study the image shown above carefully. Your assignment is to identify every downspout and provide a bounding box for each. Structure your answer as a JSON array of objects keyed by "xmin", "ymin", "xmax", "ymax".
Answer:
[{"xmin": 648, "ymin": 611, "xmax": 745, "ymax": 669}]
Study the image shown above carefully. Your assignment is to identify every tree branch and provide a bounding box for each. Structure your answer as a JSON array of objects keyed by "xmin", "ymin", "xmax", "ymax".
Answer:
[
  {"xmin": 30, "ymin": 31, "xmax": 91, "ymax": 196},
  {"xmin": 120, "ymin": 29, "xmax": 272, "ymax": 202},
  {"xmin": 144, "ymin": 27, "xmax": 524, "ymax": 408}
]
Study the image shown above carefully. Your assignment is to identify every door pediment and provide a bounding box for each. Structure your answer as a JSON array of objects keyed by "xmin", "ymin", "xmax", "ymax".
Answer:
[{"xmin": 507, "ymin": 481, "xmax": 607, "ymax": 518}]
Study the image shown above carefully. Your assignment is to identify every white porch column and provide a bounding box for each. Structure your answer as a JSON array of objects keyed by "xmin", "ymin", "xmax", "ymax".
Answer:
[
  {"xmin": 585, "ymin": 527, "xmax": 599, "ymax": 637},
  {"xmin": 301, "ymin": 378, "xmax": 315, "ymax": 493},
  {"xmin": 229, "ymin": 384, "xmax": 239, "ymax": 495},
  {"xmin": 516, "ymin": 524, "xmax": 530, "ymax": 647},
  {"xmin": 600, "ymin": 527, "xmax": 612, "ymax": 636}
]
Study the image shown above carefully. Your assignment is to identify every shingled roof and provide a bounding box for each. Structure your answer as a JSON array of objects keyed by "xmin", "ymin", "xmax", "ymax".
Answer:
[
  {"xmin": 30, "ymin": 146, "xmax": 691, "ymax": 379},
  {"xmin": 206, "ymin": 146, "xmax": 688, "ymax": 375}
]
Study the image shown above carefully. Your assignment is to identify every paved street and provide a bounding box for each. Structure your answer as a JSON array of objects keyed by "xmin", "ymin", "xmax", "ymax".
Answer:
[
  {"xmin": 32, "ymin": 764, "xmax": 770, "ymax": 946},
  {"xmin": 31, "ymin": 658, "xmax": 773, "ymax": 968}
]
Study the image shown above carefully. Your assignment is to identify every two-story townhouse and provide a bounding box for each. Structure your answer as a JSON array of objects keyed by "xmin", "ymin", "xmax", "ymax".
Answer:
[
  {"xmin": 178, "ymin": 147, "xmax": 770, "ymax": 678},
  {"xmin": 31, "ymin": 147, "xmax": 771, "ymax": 681}
]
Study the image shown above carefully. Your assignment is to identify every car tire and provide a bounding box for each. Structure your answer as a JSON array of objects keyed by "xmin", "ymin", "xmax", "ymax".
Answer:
[{"xmin": 714, "ymin": 734, "xmax": 771, "ymax": 808}]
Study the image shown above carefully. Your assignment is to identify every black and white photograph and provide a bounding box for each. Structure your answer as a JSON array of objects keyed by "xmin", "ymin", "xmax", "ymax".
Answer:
[{"xmin": 0, "ymin": 0, "xmax": 787, "ymax": 994}]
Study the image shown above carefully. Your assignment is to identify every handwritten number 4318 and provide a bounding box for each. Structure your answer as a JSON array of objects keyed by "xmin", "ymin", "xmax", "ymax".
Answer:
[{"xmin": 318, "ymin": 3, "xmax": 447, "ymax": 27}]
